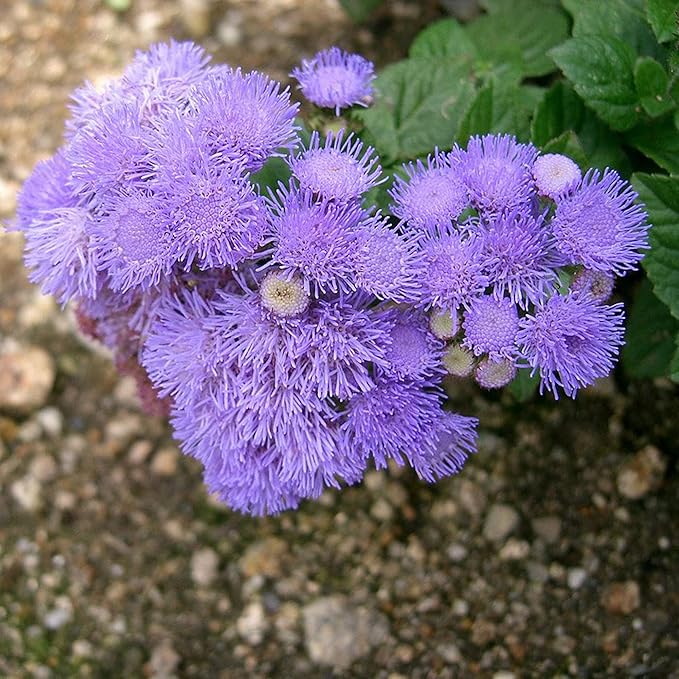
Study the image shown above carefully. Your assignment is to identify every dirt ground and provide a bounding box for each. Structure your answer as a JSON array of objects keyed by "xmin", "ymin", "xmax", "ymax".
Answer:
[{"xmin": 0, "ymin": 1, "xmax": 678, "ymax": 677}]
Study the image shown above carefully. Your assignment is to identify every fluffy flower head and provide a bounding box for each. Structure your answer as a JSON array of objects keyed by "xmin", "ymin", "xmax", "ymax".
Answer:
[
  {"xmin": 463, "ymin": 296, "xmax": 519, "ymax": 359},
  {"xmin": 533, "ymin": 153, "xmax": 581, "ymax": 199}
]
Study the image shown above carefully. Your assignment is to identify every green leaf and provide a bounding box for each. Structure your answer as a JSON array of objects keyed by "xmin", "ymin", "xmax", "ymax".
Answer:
[
  {"xmin": 531, "ymin": 81, "xmax": 586, "ymax": 146},
  {"xmin": 250, "ymin": 157, "xmax": 291, "ymax": 194},
  {"xmin": 551, "ymin": 35, "xmax": 642, "ymax": 132},
  {"xmin": 634, "ymin": 56, "xmax": 675, "ymax": 116},
  {"xmin": 632, "ymin": 172, "xmax": 679, "ymax": 318},
  {"xmin": 626, "ymin": 116, "xmax": 679, "ymax": 173},
  {"xmin": 339, "ymin": 0, "xmax": 383, "ymax": 22},
  {"xmin": 577, "ymin": 111, "xmax": 632, "ymax": 174},
  {"xmin": 409, "ymin": 18, "xmax": 478, "ymax": 62},
  {"xmin": 671, "ymin": 337, "xmax": 679, "ymax": 380},
  {"xmin": 457, "ymin": 80, "xmax": 543, "ymax": 143},
  {"xmin": 562, "ymin": 0, "xmax": 662, "ymax": 56},
  {"xmin": 467, "ymin": 0, "xmax": 569, "ymax": 77},
  {"xmin": 355, "ymin": 58, "xmax": 475, "ymax": 164},
  {"xmin": 622, "ymin": 279, "xmax": 679, "ymax": 378},
  {"xmin": 646, "ymin": 0, "xmax": 679, "ymax": 43},
  {"xmin": 509, "ymin": 368, "xmax": 540, "ymax": 401}
]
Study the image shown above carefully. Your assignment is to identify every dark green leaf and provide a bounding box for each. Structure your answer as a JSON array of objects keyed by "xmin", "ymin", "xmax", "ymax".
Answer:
[
  {"xmin": 457, "ymin": 80, "xmax": 542, "ymax": 143},
  {"xmin": 355, "ymin": 58, "xmax": 475, "ymax": 164},
  {"xmin": 626, "ymin": 116, "xmax": 679, "ymax": 173},
  {"xmin": 634, "ymin": 56, "xmax": 675, "ymax": 116},
  {"xmin": 622, "ymin": 279, "xmax": 679, "ymax": 378},
  {"xmin": 577, "ymin": 111, "xmax": 632, "ymax": 174},
  {"xmin": 531, "ymin": 81, "xmax": 586, "ymax": 146},
  {"xmin": 632, "ymin": 172, "xmax": 679, "ymax": 318},
  {"xmin": 250, "ymin": 157, "xmax": 291, "ymax": 195},
  {"xmin": 562, "ymin": 0, "xmax": 662, "ymax": 56},
  {"xmin": 467, "ymin": 0, "xmax": 569, "ymax": 77},
  {"xmin": 509, "ymin": 368, "xmax": 540, "ymax": 401},
  {"xmin": 339, "ymin": 0, "xmax": 383, "ymax": 22},
  {"xmin": 646, "ymin": 0, "xmax": 679, "ymax": 43},
  {"xmin": 550, "ymin": 35, "xmax": 641, "ymax": 132},
  {"xmin": 409, "ymin": 18, "xmax": 478, "ymax": 62}
]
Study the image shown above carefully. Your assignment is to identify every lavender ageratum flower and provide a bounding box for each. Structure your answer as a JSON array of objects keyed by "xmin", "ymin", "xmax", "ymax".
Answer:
[
  {"xmin": 389, "ymin": 151, "xmax": 468, "ymax": 231},
  {"xmin": 158, "ymin": 153, "xmax": 265, "ymax": 270},
  {"xmin": 289, "ymin": 129, "xmax": 383, "ymax": 202},
  {"xmin": 463, "ymin": 295, "xmax": 519, "ymax": 359},
  {"xmin": 91, "ymin": 191, "xmax": 178, "ymax": 292},
  {"xmin": 67, "ymin": 100, "xmax": 156, "ymax": 200},
  {"xmin": 351, "ymin": 218, "xmax": 424, "ymax": 303},
  {"xmin": 479, "ymin": 210, "xmax": 559, "ymax": 307},
  {"xmin": 551, "ymin": 169, "xmax": 649, "ymax": 275},
  {"xmin": 290, "ymin": 47, "xmax": 375, "ymax": 115},
  {"xmin": 185, "ymin": 67, "xmax": 299, "ymax": 171},
  {"xmin": 380, "ymin": 310, "xmax": 443, "ymax": 381},
  {"xmin": 15, "ymin": 150, "xmax": 98, "ymax": 303},
  {"xmin": 570, "ymin": 268, "xmax": 615, "ymax": 302},
  {"xmin": 419, "ymin": 230, "xmax": 488, "ymax": 311},
  {"xmin": 450, "ymin": 134, "xmax": 538, "ymax": 215},
  {"xmin": 474, "ymin": 357, "xmax": 516, "ymax": 389},
  {"xmin": 262, "ymin": 186, "xmax": 363, "ymax": 294},
  {"xmin": 343, "ymin": 379, "xmax": 477, "ymax": 481},
  {"xmin": 516, "ymin": 293, "xmax": 625, "ymax": 398},
  {"xmin": 532, "ymin": 153, "xmax": 581, "ymax": 199}
]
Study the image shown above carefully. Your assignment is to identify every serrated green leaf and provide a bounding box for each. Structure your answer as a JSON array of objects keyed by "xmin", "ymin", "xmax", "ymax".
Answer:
[
  {"xmin": 531, "ymin": 81, "xmax": 586, "ymax": 146},
  {"xmin": 355, "ymin": 58, "xmax": 475, "ymax": 164},
  {"xmin": 632, "ymin": 172, "xmax": 679, "ymax": 318},
  {"xmin": 551, "ymin": 36, "xmax": 642, "ymax": 132},
  {"xmin": 634, "ymin": 56, "xmax": 675, "ymax": 116},
  {"xmin": 646, "ymin": 0, "xmax": 679, "ymax": 43},
  {"xmin": 626, "ymin": 116, "xmax": 679, "ymax": 173},
  {"xmin": 457, "ymin": 80, "xmax": 542, "ymax": 143},
  {"xmin": 339, "ymin": 0, "xmax": 383, "ymax": 22},
  {"xmin": 409, "ymin": 18, "xmax": 478, "ymax": 62},
  {"xmin": 577, "ymin": 111, "xmax": 632, "ymax": 174},
  {"xmin": 622, "ymin": 278, "xmax": 679, "ymax": 377},
  {"xmin": 509, "ymin": 368, "xmax": 540, "ymax": 401},
  {"xmin": 562, "ymin": 0, "xmax": 662, "ymax": 56},
  {"xmin": 467, "ymin": 0, "xmax": 569, "ymax": 77}
]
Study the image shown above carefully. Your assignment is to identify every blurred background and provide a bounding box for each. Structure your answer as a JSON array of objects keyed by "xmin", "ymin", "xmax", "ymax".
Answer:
[{"xmin": 0, "ymin": 1, "xmax": 677, "ymax": 677}]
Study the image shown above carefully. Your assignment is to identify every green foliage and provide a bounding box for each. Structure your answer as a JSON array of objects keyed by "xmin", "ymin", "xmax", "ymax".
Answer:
[
  {"xmin": 623, "ymin": 279, "xmax": 679, "ymax": 378},
  {"xmin": 250, "ymin": 157, "xmax": 291, "ymax": 194},
  {"xmin": 645, "ymin": 0, "xmax": 679, "ymax": 43},
  {"xmin": 509, "ymin": 368, "xmax": 540, "ymax": 401}
]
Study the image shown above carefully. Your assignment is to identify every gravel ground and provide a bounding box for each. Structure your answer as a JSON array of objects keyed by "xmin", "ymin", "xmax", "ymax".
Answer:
[{"xmin": 1, "ymin": 2, "xmax": 678, "ymax": 677}]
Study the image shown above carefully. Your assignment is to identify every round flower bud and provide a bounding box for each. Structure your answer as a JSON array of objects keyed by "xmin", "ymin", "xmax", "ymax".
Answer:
[
  {"xmin": 475, "ymin": 357, "xmax": 516, "ymax": 389},
  {"xmin": 570, "ymin": 268, "xmax": 615, "ymax": 302},
  {"xmin": 429, "ymin": 309, "xmax": 459, "ymax": 340},
  {"xmin": 260, "ymin": 271, "xmax": 310, "ymax": 317},
  {"xmin": 533, "ymin": 153, "xmax": 581, "ymax": 199},
  {"xmin": 443, "ymin": 344, "xmax": 475, "ymax": 377}
]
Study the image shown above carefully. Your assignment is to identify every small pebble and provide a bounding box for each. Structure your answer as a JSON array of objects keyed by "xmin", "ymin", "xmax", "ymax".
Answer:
[
  {"xmin": 531, "ymin": 516, "xmax": 561, "ymax": 544},
  {"xmin": 151, "ymin": 447, "xmax": 179, "ymax": 476},
  {"xmin": 0, "ymin": 346, "xmax": 55, "ymax": 414},
  {"xmin": 483, "ymin": 504, "xmax": 519, "ymax": 542},
  {"xmin": 567, "ymin": 568, "xmax": 587, "ymax": 590},
  {"xmin": 191, "ymin": 548, "xmax": 219, "ymax": 587},
  {"xmin": 149, "ymin": 639, "xmax": 180, "ymax": 678},
  {"xmin": 237, "ymin": 601, "xmax": 268, "ymax": 645},
  {"xmin": 617, "ymin": 445, "xmax": 666, "ymax": 500},
  {"xmin": 602, "ymin": 581, "xmax": 641, "ymax": 615}
]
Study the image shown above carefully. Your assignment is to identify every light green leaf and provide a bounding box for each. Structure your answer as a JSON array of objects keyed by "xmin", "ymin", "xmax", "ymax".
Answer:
[
  {"xmin": 467, "ymin": 0, "xmax": 569, "ymax": 77},
  {"xmin": 550, "ymin": 35, "xmax": 642, "ymax": 132},
  {"xmin": 250, "ymin": 157, "xmax": 291, "ymax": 195},
  {"xmin": 634, "ymin": 56, "xmax": 675, "ymax": 116},
  {"xmin": 409, "ymin": 18, "xmax": 478, "ymax": 62},
  {"xmin": 646, "ymin": 0, "xmax": 679, "ymax": 43},
  {"xmin": 622, "ymin": 278, "xmax": 679, "ymax": 378},
  {"xmin": 562, "ymin": 0, "xmax": 662, "ymax": 56},
  {"xmin": 457, "ymin": 80, "xmax": 543, "ymax": 143},
  {"xmin": 670, "ymin": 336, "xmax": 679, "ymax": 381},
  {"xmin": 541, "ymin": 131, "xmax": 589, "ymax": 170},
  {"xmin": 632, "ymin": 172, "xmax": 679, "ymax": 318},
  {"xmin": 626, "ymin": 116, "xmax": 679, "ymax": 173},
  {"xmin": 356, "ymin": 58, "xmax": 475, "ymax": 164}
]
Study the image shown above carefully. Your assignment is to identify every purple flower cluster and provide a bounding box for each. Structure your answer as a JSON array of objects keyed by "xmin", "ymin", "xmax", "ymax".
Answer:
[
  {"xmin": 388, "ymin": 134, "xmax": 648, "ymax": 397},
  {"xmin": 15, "ymin": 42, "xmax": 649, "ymax": 514}
]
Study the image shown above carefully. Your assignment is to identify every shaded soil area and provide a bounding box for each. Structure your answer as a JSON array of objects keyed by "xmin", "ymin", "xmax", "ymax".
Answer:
[{"xmin": 1, "ymin": 2, "xmax": 678, "ymax": 678}]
